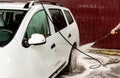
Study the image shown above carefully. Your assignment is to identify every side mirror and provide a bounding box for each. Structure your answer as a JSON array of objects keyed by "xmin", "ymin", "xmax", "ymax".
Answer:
[{"xmin": 28, "ymin": 34, "xmax": 46, "ymax": 45}]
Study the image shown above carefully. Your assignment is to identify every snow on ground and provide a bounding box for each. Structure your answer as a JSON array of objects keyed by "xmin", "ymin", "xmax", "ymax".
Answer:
[{"xmin": 58, "ymin": 43, "xmax": 120, "ymax": 78}]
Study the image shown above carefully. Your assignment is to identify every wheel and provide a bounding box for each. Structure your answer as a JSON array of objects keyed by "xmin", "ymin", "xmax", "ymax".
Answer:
[
  {"xmin": 63, "ymin": 44, "xmax": 85, "ymax": 75},
  {"xmin": 56, "ymin": 45, "xmax": 77, "ymax": 76},
  {"xmin": 68, "ymin": 46, "xmax": 78, "ymax": 73},
  {"xmin": 56, "ymin": 44, "xmax": 85, "ymax": 77}
]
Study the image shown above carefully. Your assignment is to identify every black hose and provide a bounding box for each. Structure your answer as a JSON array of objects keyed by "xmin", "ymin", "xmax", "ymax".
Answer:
[{"xmin": 39, "ymin": 1, "xmax": 102, "ymax": 69}]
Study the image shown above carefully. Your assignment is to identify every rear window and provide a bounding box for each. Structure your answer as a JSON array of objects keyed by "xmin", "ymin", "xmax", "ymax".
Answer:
[{"xmin": 64, "ymin": 10, "xmax": 74, "ymax": 24}]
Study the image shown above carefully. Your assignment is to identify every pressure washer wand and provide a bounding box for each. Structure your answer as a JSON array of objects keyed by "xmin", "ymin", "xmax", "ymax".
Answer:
[
  {"xmin": 92, "ymin": 28, "xmax": 120, "ymax": 47},
  {"xmin": 96, "ymin": 33, "xmax": 111, "ymax": 43},
  {"xmin": 91, "ymin": 33, "xmax": 111, "ymax": 47}
]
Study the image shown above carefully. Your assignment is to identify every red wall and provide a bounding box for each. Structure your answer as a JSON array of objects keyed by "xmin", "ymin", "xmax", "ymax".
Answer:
[{"xmin": 10, "ymin": 0, "xmax": 120, "ymax": 49}]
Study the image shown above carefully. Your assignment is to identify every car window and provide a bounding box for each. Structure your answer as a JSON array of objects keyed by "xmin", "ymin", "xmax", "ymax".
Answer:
[
  {"xmin": 26, "ymin": 10, "xmax": 50, "ymax": 39},
  {"xmin": 0, "ymin": 10, "xmax": 26, "ymax": 47},
  {"xmin": 64, "ymin": 10, "xmax": 74, "ymax": 24},
  {"xmin": 49, "ymin": 9, "xmax": 67, "ymax": 32}
]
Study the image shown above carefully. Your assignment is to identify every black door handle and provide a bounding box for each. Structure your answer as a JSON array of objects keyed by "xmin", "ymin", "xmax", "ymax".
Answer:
[
  {"xmin": 51, "ymin": 43, "xmax": 56, "ymax": 49},
  {"xmin": 68, "ymin": 34, "xmax": 71, "ymax": 38}
]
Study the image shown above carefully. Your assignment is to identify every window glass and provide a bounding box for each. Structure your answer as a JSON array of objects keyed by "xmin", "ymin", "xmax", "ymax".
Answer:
[
  {"xmin": 0, "ymin": 10, "xmax": 26, "ymax": 47},
  {"xmin": 26, "ymin": 10, "xmax": 50, "ymax": 39},
  {"xmin": 64, "ymin": 10, "xmax": 74, "ymax": 24},
  {"xmin": 49, "ymin": 9, "xmax": 67, "ymax": 32}
]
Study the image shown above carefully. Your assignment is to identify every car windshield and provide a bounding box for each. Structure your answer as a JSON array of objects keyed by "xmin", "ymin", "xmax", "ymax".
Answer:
[{"xmin": 0, "ymin": 10, "xmax": 27, "ymax": 47}]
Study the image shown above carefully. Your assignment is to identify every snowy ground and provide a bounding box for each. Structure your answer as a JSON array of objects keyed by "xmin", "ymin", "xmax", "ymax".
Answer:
[{"xmin": 57, "ymin": 43, "xmax": 120, "ymax": 78}]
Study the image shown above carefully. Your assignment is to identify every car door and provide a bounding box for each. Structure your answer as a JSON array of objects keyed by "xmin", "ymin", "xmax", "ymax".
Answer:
[
  {"xmin": 22, "ymin": 10, "xmax": 61, "ymax": 78},
  {"xmin": 48, "ymin": 9, "xmax": 72, "ymax": 64},
  {"xmin": 62, "ymin": 9, "xmax": 78, "ymax": 46}
]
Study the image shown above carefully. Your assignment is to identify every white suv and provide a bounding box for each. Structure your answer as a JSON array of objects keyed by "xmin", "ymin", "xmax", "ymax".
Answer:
[{"xmin": 0, "ymin": 1, "xmax": 79, "ymax": 78}]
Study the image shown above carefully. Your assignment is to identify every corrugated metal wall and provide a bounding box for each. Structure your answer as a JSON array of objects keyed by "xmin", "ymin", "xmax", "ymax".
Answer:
[
  {"xmin": 10, "ymin": 0, "xmax": 120, "ymax": 49},
  {"xmin": 77, "ymin": 0, "xmax": 120, "ymax": 49}
]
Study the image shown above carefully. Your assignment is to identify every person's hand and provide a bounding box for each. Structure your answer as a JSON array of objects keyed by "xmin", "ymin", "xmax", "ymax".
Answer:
[
  {"xmin": 111, "ymin": 23, "xmax": 120, "ymax": 35},
  {"xmin": 111, "ymin": 28, "xmax": 118, "ymax": 34}
]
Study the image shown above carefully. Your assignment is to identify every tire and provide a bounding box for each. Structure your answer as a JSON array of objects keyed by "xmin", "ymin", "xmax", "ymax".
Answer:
[
  {"xmin": 56, "ymin": 43, "xmax": 85, "ymax": 77},
  {"xmin": 68, "ymin": 46, "xmax": 78, "ymax": 73},
  {"xmin": 62, "ymin": 44, "xmax": 85, "ymax": 75}
]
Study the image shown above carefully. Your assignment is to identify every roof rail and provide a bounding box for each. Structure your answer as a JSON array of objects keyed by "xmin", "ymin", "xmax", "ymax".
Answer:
[
  {"xmin": 24, "ymin": 0, "xmax": 63, "ymax": 9},
  {"xmin": 37, "ymin": 0, "xmax": 63, "ymax": 6},
  {"xmin": 24, "ymin": 1, "xmax": 35, "ymax": 8}
]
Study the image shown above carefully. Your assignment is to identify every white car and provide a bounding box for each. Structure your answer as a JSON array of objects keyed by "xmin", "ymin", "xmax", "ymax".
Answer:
[{"xmin": 0, "ymin": 1, "xmax": 79, "ymax": 78}]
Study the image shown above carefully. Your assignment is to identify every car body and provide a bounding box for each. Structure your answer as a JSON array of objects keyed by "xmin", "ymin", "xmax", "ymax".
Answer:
[{"xmin": 0, "ymin": 1, "xmax": 79, "ymax": 78}]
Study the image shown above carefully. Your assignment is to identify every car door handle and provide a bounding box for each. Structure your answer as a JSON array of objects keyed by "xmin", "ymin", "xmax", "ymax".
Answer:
[
  {"xmin": 68, "ymin": 34, "xmax": 71, "ymax": 38},
  {"xmin": 51, "ymin": 43, "xmax": 56, "ymax": 49}
]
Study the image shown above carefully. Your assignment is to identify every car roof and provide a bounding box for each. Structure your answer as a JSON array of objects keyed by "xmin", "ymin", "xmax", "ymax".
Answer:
[
  {"xmin": 0, "ymin": 2, "xmax": 28, "ymax": 10},
  {"xmin": 0, "ymin": 1, "xmax": 67, "ymax": 11}
]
